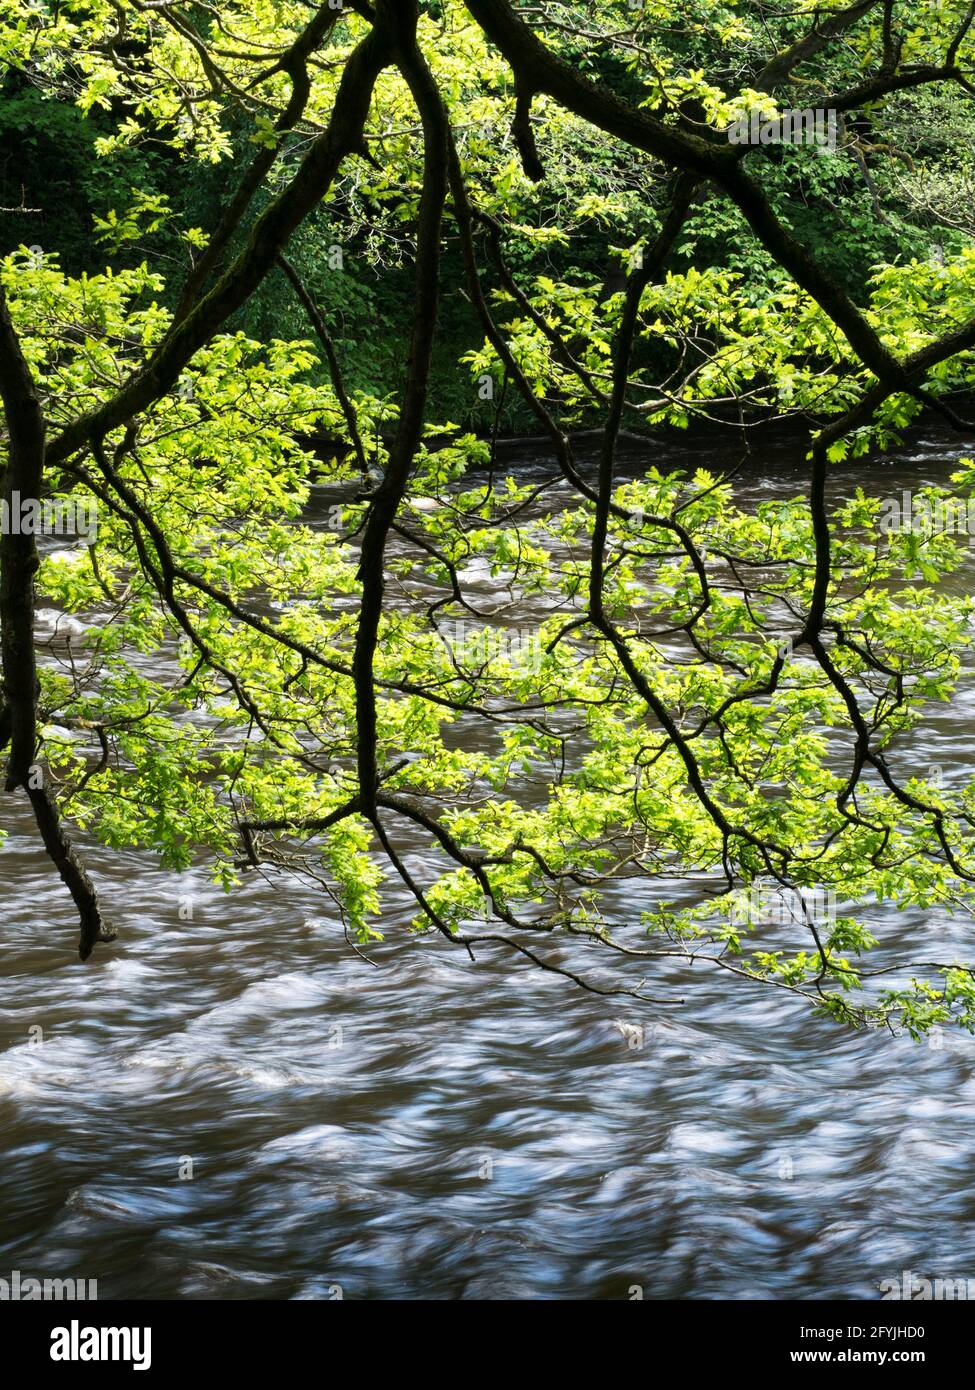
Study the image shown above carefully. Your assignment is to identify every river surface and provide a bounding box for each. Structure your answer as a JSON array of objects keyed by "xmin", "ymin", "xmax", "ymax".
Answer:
[{"xmin": 2, "ymin": 426, "xmax": 975, "ymax": 1300}]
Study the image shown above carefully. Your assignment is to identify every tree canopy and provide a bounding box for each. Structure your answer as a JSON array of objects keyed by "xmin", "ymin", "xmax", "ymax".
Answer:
[{"xmin": 5, "ymin": 0, "xmax": 975, "ymax": 1037}]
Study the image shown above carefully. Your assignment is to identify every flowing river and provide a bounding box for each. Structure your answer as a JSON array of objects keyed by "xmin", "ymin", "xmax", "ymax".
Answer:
[{"xmin": 2, "ymin": 426, "xmax": 974, "ymax": 1300}]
